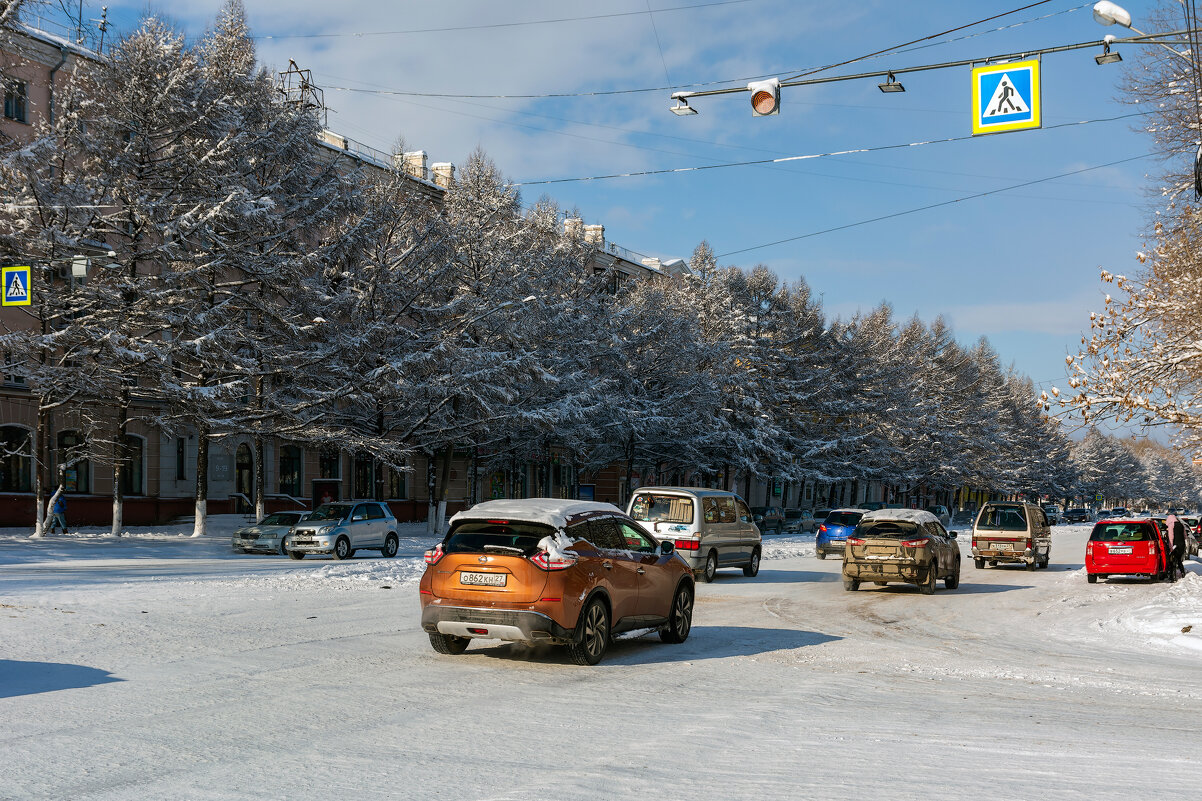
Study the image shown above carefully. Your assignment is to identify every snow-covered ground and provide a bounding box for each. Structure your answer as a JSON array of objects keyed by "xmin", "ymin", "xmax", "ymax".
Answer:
[{"xmin": 1, "ymin": 519, "xmax": 1199, "ymax": 800}]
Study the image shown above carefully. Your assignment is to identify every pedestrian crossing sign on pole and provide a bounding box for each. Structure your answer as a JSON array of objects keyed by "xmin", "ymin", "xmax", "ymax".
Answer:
[
  {"xmin": 971, "ymin": 58, "xmax": 1041, "ymax": 136},
  {"xmin": 2, "ymin": 265, "xmax": 31, "ymax": 306}
]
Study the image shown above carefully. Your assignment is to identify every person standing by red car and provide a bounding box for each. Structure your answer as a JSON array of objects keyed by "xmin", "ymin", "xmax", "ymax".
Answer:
[{"xmin": 1169, "ymin": 515, "xmax": 1187, "ymax": 581}]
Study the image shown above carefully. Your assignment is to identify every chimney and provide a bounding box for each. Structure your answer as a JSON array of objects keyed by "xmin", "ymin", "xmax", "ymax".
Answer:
[
  {"xmin": 564, "ymin": 217, "xmax": 584, "ymax": 239},
  {"xmin": 430, "ymin": 162, "xmax": 454, "ymax": 189},
  {"xmin": 401, "ymin": 150, "xmax": 427, "ymax": 181},
  {"xmin": 641, "ymin": 257, "xmax": 662, "ymax": 271},
  {"xmin": 583, "ymin": 224, "xmax": 604, "ymax": 246}
]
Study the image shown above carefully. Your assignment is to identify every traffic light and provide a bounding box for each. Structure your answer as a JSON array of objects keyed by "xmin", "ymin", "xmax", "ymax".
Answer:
[{"xmin": 748, "ymin": 78, "xmax": 780, "ymax": 116}]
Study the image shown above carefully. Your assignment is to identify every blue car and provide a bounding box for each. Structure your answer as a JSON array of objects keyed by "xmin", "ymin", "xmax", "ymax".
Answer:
[{"xmin": 816, "ymin": 508, "xmax": 866, "ymax": 559}]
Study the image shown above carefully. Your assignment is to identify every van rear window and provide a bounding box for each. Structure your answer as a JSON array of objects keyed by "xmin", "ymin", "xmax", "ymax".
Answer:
[
  {"xmin": 978, "ymin": 506, "xmax": 1027, "ymax": 531},
  {"xmin": 630, "ymin": 494, "xmax": 694, "ymax": 524},
  {"xmin": 1089, "ymin": 523, "xmax": 1155, "ymax": 542}
]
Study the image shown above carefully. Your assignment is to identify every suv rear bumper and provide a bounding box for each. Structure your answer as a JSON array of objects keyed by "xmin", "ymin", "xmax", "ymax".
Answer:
[
  {"xmin": 421, "ymin": 604, "xmax": 574, "ymax": 644},
  {"xmin": 844, "ymin": 560, "xmax": 923, "ymax": 581}
]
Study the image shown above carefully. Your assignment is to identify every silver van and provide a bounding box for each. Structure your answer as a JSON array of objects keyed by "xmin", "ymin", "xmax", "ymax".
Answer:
[
  {"xmin": 970, "ymin": 501, "xmax": 1052, "ymax": 570},
  {"xmin": 627, "ymin": 487, "xmax": 762, "ymax": 582}
]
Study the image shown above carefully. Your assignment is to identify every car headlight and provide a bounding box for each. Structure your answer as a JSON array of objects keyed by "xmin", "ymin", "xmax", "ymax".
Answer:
[{"xmin": 317, "ymin": 525, "xmax": 334, "ymax": 535}]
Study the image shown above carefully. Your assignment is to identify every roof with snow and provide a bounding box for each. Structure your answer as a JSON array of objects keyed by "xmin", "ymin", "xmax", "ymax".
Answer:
[
  {"xmin": 861, "ymin": 508, "xmax": 939, "ymax": 525},
  {"xmin": 448, "ymin": 498, "xmax": 626, "ymax": 530}
]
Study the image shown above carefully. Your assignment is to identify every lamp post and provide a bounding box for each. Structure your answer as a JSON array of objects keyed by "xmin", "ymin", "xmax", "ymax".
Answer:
[{"xmin": 1092, "ymin": 1, "xmax": 1195, "ymax": 64}]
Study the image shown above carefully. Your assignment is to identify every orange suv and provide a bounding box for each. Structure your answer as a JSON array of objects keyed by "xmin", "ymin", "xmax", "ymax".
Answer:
[{"xmin": 419, "ymin": 499, "xmax": 695, "ymax": 665}]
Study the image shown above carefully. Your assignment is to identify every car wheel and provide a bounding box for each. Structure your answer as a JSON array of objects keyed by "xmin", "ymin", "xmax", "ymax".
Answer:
[
  {"xmin": 989, "ymin": 560, "xmax": 997, "ymax": 567},
  {"xmin": 287, "ymin": 550, "xmax": 304, "ymax": 560},
  {"xmin": 568, "ymin": 598, "xmax": 610, "ymax": 666},
  {"xmin": 1025, "ymin": 559, "xmax": 1036, "ymax": 572},
  {"xmin": 816, "ymin": 551, "xmax": 826, "ymax": 560},
  {"xmin": 843, "ymin": 577, "xmax": 860, "ymax": 591},
  {"xmin": 743, "ymin": 548, "xmax": 761, "ymax": 577},
  {"xmin": 428, "ymin": 632, "xmax": 469, "ymax": 655},
  {"xmin": 974, "ymin": 557, "xmax": 985, "ymax": 569},
  {"xmin": 1087, "ymin": 573, "xmax": 1097, "ymax": 584},
  {"xmin": 945, "ymin": 559, "xmax": 961, "ymax": 590},
  {"xmin": 702, "ymin": 550, "xmax": 719, "ymax": 583},
  {"xmin": 279, "ymin": 540, "xmax": 289, "ymax": 556},
  {"xmin": 659, "ymin": 584, "xmax": 693, "ymax": 644},
  {"xmin": 919, "ymin": 562, "xmax": 938, "ymax": 594},
  {"xmin": 381, "ymin": 533, "xmax": 399, "ymax": 558},
  {"xmin": 873, "ymin": 581, "xmax": 888, "ymax": 586},
  {"xmin": 333, "ymin": 536, "xmax": 352, "ymax": 560}
]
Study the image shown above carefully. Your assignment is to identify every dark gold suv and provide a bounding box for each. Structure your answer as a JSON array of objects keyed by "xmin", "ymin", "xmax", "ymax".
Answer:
[
  {"xmin": 419, "ymin": 499, "xmax": 695, "ymax": 665},
  {"xmin": 842, "ymin": 508, "xmax": 962, "ymax": 593}
]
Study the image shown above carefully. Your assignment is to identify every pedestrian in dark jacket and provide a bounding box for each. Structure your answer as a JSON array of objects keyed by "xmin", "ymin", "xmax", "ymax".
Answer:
[
  {"xmin": 1170, "ymin": 516, "xmax": 1187, "ymax": 581},
  {"xmin": 49, "ymin": 494, "xmax": 67, "ymax": 535}
]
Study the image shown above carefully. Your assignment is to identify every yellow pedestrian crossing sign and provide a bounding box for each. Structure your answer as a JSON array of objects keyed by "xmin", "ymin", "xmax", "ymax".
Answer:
[
  {"xmin": 2, "ymin": 266, "xmax": 31, "ymax": 306},
  {"xmin": 972, "ymin": 58, "xmax": 1041, "ymax": 136}
]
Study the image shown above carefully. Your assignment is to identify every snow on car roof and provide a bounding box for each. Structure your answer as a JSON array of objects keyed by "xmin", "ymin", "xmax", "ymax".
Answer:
[
  {"xmin": 448, "ymin": 498, "xmax": 626, "ymax": 530},
  {"xmin": 861, "ymin": 508, "xmax": 939, "ymax": 525}
]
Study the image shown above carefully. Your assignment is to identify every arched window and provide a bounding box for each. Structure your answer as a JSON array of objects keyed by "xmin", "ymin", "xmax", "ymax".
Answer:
[
  {"xmin": 57, "ymin": 430, "xmax": 90, "ymax": 493},
  {"xmin": 120, "ymin": 434, "xmax": 144, "ymax": 496},
  {"xmin": 279, "ymin": 445, "xmax": 302, "ymax": 496},
  {"xmin": 0, "ymin": 425, "xmax": 32, "ymax": 492}
]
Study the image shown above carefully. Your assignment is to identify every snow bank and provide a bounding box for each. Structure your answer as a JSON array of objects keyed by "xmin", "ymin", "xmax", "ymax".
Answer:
[{"xmin": 1095, "ymin": 570, "xmax": 1202, "ymax": 652}]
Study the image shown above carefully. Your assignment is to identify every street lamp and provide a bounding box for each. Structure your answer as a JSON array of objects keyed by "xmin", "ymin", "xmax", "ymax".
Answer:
[{"xmin": 1092, "ymin": 1, "xmax": 1194, "ymax": 64}]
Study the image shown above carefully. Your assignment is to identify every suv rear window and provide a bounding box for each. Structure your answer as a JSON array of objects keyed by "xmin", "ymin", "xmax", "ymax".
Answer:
[
  {"xmin": 858, "ymin": 520, "xmax": 920, "ymax": 538},
  {"xmin": 978, "ymin": 506, "xmax": 1027, "ymax": 531},
  {"xmin": 445, "ymin": 521, "xmax": 555, "ymax": 555},
  {"xmin": 826, "ymin": 512, "xmax": 863, "ymax": 526},
  {"xmin": 1090, "ymin": 523, "xmax": 1155, "ymax": 542},
  {"xmin": 630, "ymin": 493, "xmax": 694, "ymax": 524}
]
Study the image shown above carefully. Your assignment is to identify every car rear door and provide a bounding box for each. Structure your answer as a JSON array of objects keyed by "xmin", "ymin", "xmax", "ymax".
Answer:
[
  {"xmin": 617, "ymin": 521, "xmax": 676, "ymax": 619},
  {"xmin": 582, "ymin": 518, "xmax": 642, "ymax": 625}
]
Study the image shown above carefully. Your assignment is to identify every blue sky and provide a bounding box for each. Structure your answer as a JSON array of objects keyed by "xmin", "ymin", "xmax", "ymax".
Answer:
[{"xmin": 56, "ymin": 1, "xmax": 1175, "ymax": 429}]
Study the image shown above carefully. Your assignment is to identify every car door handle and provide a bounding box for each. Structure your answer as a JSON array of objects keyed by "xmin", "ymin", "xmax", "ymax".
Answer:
[
  {"xmin": 602, "ymin": 561, "xmax": 612, "ymax": 569},
  {"xmin": 636, "ymin": 567, "xmax": 646, "ymax": 575}
]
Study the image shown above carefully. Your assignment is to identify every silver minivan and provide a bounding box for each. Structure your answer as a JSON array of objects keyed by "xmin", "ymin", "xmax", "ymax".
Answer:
[{"xmin": 627, "ymin": 487, "xmax": 762, "ymax": 582}]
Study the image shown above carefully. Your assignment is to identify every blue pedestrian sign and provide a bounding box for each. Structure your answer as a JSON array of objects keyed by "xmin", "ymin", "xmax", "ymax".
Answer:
[
  {"xmin": 2, "ymin": 265, "xmax": 31, "ymax": 306},
  {"xmin": 971, "ymin": 58, "xmax": 1041, "ymax": 136}
]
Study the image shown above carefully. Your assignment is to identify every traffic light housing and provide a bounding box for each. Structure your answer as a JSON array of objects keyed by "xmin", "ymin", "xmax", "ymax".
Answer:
[{"xmin": 748, "ymin": 78, "xmax": 780, "ymax": 116}]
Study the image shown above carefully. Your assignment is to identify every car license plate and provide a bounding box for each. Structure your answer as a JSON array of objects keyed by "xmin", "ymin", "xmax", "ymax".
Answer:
[
  {"xmin": 460, "ymin": 571, "xmax": 506, "ymax": 587},
  {"xmin": 992, "ymin": 542, "xmax": 1011, "ymax": 551},
  {"xmin": 1108, "ymin": 547, "xmax": 1133, "ymax": 555}
]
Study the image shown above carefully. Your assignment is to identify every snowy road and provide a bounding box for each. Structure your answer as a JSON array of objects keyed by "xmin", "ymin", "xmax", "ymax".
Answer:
[{"xmin": 2, "ymin": 521, "xmax": 1199, "ymax": 800}]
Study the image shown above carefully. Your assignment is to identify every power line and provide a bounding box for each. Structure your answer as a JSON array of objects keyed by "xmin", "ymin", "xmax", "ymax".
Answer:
[
  {"xmin": 715, "ymin": 149, "xmax": 1169, "ymax": 259},
  {"xmin": 251, "ymin": 0, "xmax": 754, "ymax": 41},
  {"xmin": 507, "ymin": 110, "xmax": 1155, "ymax": 187}
]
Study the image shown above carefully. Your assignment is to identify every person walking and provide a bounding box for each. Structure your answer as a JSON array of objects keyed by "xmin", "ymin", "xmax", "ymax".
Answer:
[
  {"xmin": 48, "ymin": 494, "xmax": 67, "ymax": 535},
  {"xmin": 1169, "ymin": 514, "xmax": 1187, "ymax": 582}
]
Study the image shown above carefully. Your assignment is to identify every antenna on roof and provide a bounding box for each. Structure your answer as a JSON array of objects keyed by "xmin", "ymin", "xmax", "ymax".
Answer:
[{"xmin": 277, "ymin": 60, "xmax": 327, "ymax": 127}]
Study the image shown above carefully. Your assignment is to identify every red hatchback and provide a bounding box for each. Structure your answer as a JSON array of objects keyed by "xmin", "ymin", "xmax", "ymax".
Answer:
[{"xmin": 1085, "ymin": 519, "xmax": 1169, "ymax": 583}]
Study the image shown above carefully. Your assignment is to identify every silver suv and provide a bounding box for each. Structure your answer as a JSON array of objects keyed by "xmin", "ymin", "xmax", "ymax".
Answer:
[{"xmin": 285, "ymin": 501, "xmax": 399, "ymax": 560}]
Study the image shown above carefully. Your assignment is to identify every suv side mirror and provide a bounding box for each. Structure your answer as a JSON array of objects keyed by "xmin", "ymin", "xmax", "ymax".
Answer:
[
  {"xmin": 659, "ymin": 540, "xmax": 675, "ymax": 555},
  {"xmin": 948, "ymin": 531, "xmax": 958, "ymax": 538}
]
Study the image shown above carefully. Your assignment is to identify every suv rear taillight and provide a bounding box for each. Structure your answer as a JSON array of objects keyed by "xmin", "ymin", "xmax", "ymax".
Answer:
[
  {"xmin": 424, "ymin": 543, "xmax": 445, "ymax": 565},
  {"xmin": 674, "ymin": 539, "xmax": 700, "ymax": 551},
  {"xmin": 1026, "ymin": 539, "xmax": 1034, "ymax": 550},
  {"xmin": 818, "ymin": 524, "xmax": 827, "ymax": 534},
  {"xmin": 530, "ymin": 550, "xmax": 577, "ymax": 570},
  {"xmin": 846, "ymin": 537, "xmax": 865, "ymax": 546},
  {"xmin": 901, "ymin": 538, "xmax": 929, "ymax": 548}
]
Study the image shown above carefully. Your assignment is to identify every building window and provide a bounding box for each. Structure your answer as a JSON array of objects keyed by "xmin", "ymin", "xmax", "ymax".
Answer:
[
  {"xmin": 0, "ymin": 425, "xmax": 33, "ymax": 492},
  {"xmin": 56, "ymin": 431, "xmax": 90, "ymax": 493},
  {"xmin": 176, "ymin": 437, "xmax": 187, "ymax": 481},
  {"xmin": 319, "ymin": 448, "xmax": 340, "ymax": 479},
  {"xmin": 279, "ymin": 445, "xmax": 302, "ymax": 496},
  {"xmin": 2, "ymin": 352, "xmax": 26, "ymax": 386},
  {"xmin": 385, "ymin": 466, "xmax": 406, "ymax": 499},
  {"xmin": 4, "ymin": 81, "xmax": 27, "ymax": 123},
  {"xmin": 120, "ymin": 434, "xmax": 144, "ymax": 496},
  {"xmin": 353, "ymin": 453, "xmax": 373, "ymax": 498}
]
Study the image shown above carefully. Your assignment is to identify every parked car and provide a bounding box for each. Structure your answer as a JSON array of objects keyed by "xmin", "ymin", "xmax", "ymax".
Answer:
[
  {"xmin": 971, "ymin": 501, "xmax": 1052, "ymax": 570},
  {"xmin": 1042, "ymin": 505, "xmax": 1061, "ymax": 526},
  {"xmin": 285, "ymin": 500, "xmax": 399, "ymax": 560},
  {"xmin": 842, "ymin": 508, "xmax": 961, "ymax": 593},
  {"xmin": 232, "ymin": 511, "xmax": 310, "ymax": 555},
  {"xmin": 812, "ymin": 509, "xmax": 832, "ymax": 533},
  {"xmin": 924, "ymin": 505, "xmax": 951, "ymax": 527},
  {"xmin": 1085, "ymin": 518, "xmax": 1169, "ymax": 583},
  {"xmin": 750, "ymin": 505, "xmax": 785, "ymax": 536},
  {"xmin": 419, "ymin": 499, "xmax": 695, "ymax": 665},
  {"xmin": 859, "ymin": 501, "xmax": 886, "ymax": 512},
  {"xmin": 628, "ymin": 487, "xmax": 761, "ymax": 582},
  {"xmin": 1110, "ymin": 507, "xmax": 1130, "ymax": 517},
  {"xmin": 1064, "ymin": 508, "xmax": 1092, "ymax": 524},
  {"xmin": 952, "ymin": 509, "xmax": 976, "ymax": 527},
  {"xmin": 1181, "ymin": 517, "xmax": 1201, "ymax": 558},
  {"xmin": 782, "ymin": 508, "xmax": 814, "ymax": 534},
  {"xmin": 815, "ymin": 508, "xmax": 865, "ymax": 559}
]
